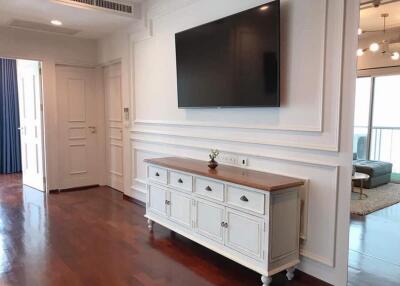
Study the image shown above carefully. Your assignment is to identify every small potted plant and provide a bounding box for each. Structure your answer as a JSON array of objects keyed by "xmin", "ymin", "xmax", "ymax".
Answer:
[{"xmin": 208, "ymin": 149, "xmax": 219, "ymax": 169}]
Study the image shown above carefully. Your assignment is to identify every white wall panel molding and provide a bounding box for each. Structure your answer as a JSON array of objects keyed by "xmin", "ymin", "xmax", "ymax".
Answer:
[
  {"xmin": 300, "ymin": 250, "xmax": 335, "ymax": 268},
  {"xmin": 130, "ymin": 142, "xmax": 339, "ymax": 268},
  {"xmin": 131, "ymin": 0, "xmax": 347, "ymax": 155},
  {"xmin": 130, "ymin": 132, "xmax": 341, "ymax": 167},
  {"xmin": 134, "ymin": 119, "xmax": 322, "ymax": 133},
  {"xmin": 132, "ymin": 0, "xmax": 338, "ymax": 134},
  {"xmin": 131, "ymin": 123, "xmax": 339, "ymax": 152},
  {"xmin": 130, "ymin": 179, "xmax": 147, "ymax": 201}
]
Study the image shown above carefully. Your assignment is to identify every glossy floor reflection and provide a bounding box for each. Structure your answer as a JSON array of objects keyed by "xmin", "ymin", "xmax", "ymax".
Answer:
[
  {"xmin": 0, "ymin": 173, "xmax": 328, "ymax": 286},
  {"xmin": 349, "ymin": 202, "xmax": 400, "ymax": 286}
]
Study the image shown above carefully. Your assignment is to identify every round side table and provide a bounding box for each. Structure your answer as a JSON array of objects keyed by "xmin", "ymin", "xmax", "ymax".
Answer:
[{"xmin": 352, "ymin": 172, "xmax": 370, "ymax": 200}]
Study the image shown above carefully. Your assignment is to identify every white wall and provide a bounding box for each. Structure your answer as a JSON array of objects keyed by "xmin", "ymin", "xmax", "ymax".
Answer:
[
  {"xmin": 128, "ymin": 0, "xmax": 359, "ymax": 285},
  {"xmin": 0, "ymin": 26, "xmax": 98, "ymax": 190}
]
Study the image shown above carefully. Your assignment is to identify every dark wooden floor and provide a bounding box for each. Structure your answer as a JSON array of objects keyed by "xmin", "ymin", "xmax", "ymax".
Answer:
[
  {"xmin": 0, "ymin": 173, "xmax": 328, "ymax": 286},
  {"xmin": 348, "ymin": 201, "xmax": 400, "ymax": 286}
]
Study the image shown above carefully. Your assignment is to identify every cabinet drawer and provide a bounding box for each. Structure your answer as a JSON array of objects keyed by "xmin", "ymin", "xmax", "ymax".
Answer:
[
  {"xmin": 169, "ymin": 171, "xmax": 193, "ymax": 192},
  {"xmin": 148, "ymin": 166, "xmax": 167, "ymax": 184},
  {"xmin": 194, "ymin": 177, "xmax": 224, "ymax": 202},
  {"xmin": 226, "ymin": 185, "xmax": 265, "ymax": 215}
]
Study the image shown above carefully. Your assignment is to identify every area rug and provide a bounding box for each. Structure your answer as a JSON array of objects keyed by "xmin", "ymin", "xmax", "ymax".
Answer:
[{"xmin": 351, "ymin": 183, "xmax": 400, "ymax": 215}]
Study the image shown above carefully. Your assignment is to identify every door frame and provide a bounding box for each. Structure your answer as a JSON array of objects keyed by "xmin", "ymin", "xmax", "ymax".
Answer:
[
  {"xmin": 0, "ymin": 55, "xmax": 47, "ymax": 192},
  {"xmin": 102, "ymin": 60, "xmax": 125, "ymax": 192}
]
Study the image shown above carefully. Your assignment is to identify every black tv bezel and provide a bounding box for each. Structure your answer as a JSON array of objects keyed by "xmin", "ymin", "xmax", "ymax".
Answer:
[{"xmin": 175, "ymin": 0, "xmax": 280, "ymax": 109}]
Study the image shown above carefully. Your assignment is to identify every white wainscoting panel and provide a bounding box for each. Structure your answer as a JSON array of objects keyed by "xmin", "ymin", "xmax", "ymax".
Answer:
[{"xmin": 130, "ymin": 139, "xmax": 339, "ymax": 268}]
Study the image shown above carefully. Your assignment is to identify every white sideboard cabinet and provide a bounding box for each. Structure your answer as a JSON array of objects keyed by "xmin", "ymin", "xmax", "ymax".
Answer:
[{"xmin": 144, "ymin": 157, "xmax": 304, "ymax": 286}]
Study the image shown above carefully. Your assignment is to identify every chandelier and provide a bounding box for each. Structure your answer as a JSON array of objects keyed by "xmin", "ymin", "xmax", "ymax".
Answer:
[{"xmin": 357, "ymin": 13, "xmax": 400, "ymax": 61}]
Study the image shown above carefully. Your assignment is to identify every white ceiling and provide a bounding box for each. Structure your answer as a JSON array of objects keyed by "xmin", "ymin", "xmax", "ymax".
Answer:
[
  {"xmin": 0, "ymin": 0, "xmax": 142, "ymax": 39},
  {"xmin": 360, "ymin": 1, "xmax": 400, "ymax": 31}
]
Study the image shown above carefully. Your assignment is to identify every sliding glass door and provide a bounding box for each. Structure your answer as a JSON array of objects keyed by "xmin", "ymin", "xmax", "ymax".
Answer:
[
  {"xmin": 353, "ymin": 74, "xmax": 400, "ymax": 181},
  {"xmin": 370, "ymin": 75, "xmax": 400, "ymax": 178}
]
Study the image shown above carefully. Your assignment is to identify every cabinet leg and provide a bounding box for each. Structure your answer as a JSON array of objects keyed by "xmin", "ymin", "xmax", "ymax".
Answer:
[
  {"xmin": 286, "ymin": 267, "xmax": 295, "ymax": 281},
  {"xmin": 261, "ymin": 275, "xmax": 272, "ymax": 286},
  {"xmin": 147, "ymin": 219, "xmax": 154, "ymax": 231}
]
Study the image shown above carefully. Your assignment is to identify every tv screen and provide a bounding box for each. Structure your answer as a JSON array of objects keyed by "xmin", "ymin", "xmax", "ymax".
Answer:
[{"xmin": 175, "ymin": 1, "xmax": 280, "ymax": 108}]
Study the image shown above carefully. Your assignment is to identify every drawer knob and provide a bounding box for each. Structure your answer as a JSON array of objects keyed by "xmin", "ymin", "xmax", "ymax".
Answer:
[
  {"xmin": 205, "ymin": 186, "xmax": 212, "ymax": 192},
  {"xmin": 165, "ymin": 200, "xmax": 170, "ymax": 205},
  {"xmin": 155, "ymin": 172, "xmax": 160, "ymax": 177},
  {"xmin": 178, "ymin": 178, "xmax": 183, "ymax": 184},
  {"xmin": 220, "ymin": 222, "xmax": 228, "ymax": 228},
  {"xmin": 240, "ymin": 195, "xmax": 249, "ymax": 202}
]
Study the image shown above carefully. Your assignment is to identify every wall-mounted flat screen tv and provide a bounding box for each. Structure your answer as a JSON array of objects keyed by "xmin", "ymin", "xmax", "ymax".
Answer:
[{"xmin": 175, "ymin": 1, "xmax": 280, "ymax": 108}]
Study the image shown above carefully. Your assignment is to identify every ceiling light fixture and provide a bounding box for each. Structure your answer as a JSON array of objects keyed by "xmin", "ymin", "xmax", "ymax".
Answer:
[
  {"xmin": 391, "ymin": 52, "xmax": 400, "ymax": 61},
  {"xmin": 259, "ymin": 5, "xmax": 269, "ymax": 11},
  {"xmin": 369, "ymin": 42, "xmax": 380, "ymax": 52},
  {"xmin": 359, "ymin": 13, "xmax": 400, "ymax": 61},
  {"xmin": 50, "ymin": 20, "xmax": 63, "ymax": 26}
]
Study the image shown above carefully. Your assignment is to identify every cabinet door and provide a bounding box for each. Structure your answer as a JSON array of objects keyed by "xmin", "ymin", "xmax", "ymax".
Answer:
[
  {"xmin": 169, "ymin": 191, "xmax": 192, "ymax": 228},
  {"xmin": 194, "ymin": 199, "xmax": 225, "ymax": 243},
  {"xmin": 147, "ymin": 185, "xmax": 167, "ymax": 217},
  {"xmin": 225, "ymin": 208, "xmax": 264, "ymax": 260}
]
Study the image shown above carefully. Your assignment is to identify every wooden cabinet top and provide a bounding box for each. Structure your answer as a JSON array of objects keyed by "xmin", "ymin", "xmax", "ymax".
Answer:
[{"xmin": 144, "ymin": 157, "xmax": 304, "ymax": 192}]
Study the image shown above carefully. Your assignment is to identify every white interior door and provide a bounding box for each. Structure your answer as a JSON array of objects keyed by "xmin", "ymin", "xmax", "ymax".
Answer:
[
  {"xmin": 17, "ymin": 60, "xmax": 45, "ymax": 191},
  {"xmin": 104, "ymin": 63, "xmax": 124, "ymax": 191},
  {"xmin": 56, "ymin": 66, "xmax": 99, "ymax": 189}
]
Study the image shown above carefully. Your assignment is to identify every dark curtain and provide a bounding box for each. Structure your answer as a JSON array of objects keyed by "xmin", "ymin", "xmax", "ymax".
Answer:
[{"xmin": 0, "ymin": 58, "xmax": 22, "ymax": 174}]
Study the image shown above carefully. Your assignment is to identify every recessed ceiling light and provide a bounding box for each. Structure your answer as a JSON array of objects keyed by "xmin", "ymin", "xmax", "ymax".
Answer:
[
  {"xmin": 259, "ymin": 5, "xmax": 269, "ymax": 11},
  {"xmin": 51, "ymin": 20, "xmax": 63, "ymax": 26}
]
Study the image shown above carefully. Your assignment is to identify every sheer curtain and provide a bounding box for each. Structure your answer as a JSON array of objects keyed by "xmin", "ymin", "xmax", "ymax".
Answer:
[{"xmin": 0, "ymin": 58, "xmax": 22, "ymax": 174}]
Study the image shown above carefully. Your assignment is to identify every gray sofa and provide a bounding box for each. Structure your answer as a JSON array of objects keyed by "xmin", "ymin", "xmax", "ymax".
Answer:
[{"xmin": 353, "ymin": 159, "xmax": 393, "ymax": 189}]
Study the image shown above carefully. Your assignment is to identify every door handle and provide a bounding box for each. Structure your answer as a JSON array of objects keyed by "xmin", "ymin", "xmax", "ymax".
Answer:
[{"xmin": 88, "ymin": 126, "xmax": 97, "ymax": 134}]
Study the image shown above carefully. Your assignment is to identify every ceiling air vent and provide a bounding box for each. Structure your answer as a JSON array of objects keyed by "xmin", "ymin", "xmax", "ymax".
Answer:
[{"xmin": 53, "ymin": 0, "xmax": 134, "ymax": 16}]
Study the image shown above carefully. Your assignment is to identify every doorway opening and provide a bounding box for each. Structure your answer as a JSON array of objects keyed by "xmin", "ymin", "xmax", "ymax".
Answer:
[
  {"xmin": 0, "ymin": 57, "xmax": 46, "ymax": 192},
  {"xmin": 349, "ymin": 1, "xmax": 400, "ymax": 285}
]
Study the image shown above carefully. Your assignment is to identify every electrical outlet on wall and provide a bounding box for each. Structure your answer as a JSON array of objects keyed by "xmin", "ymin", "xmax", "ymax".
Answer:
[
  {"xmin": 218, "ymin": 153, "xmax": 248, "ymax": 167},
  {"xmin": 218, "ymin": 154, "xmax": 238, "ymax": 165},
  {"xmin": 238, "ymin": 156, "xmax": 248, "ymax": 166}
]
